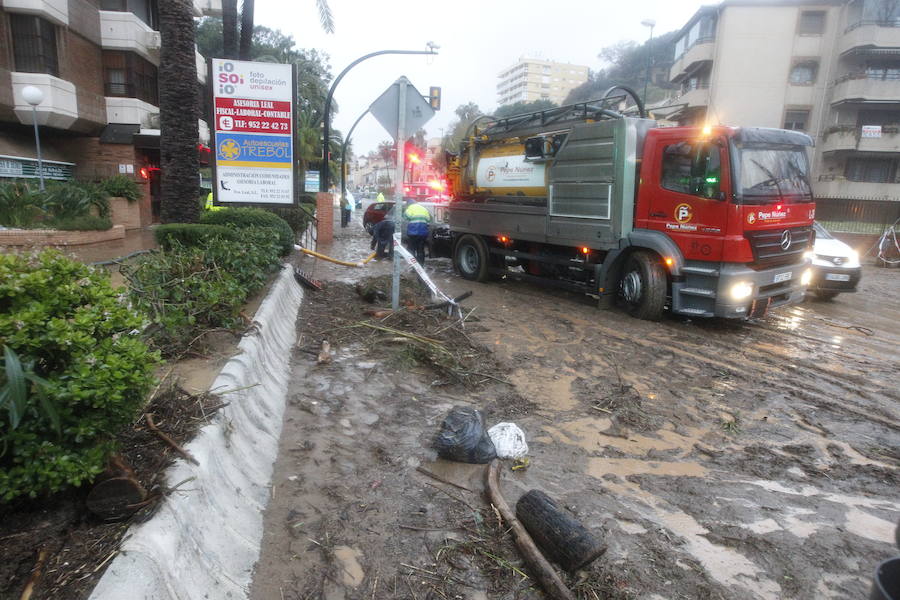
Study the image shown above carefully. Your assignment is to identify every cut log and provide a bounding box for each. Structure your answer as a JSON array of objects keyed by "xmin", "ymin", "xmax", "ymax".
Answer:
[
  {"xmin": 86, "ymin": 477, "xmax": 147, "ymax": 521},
  {"xmin": 516, "ymin": 489, "xmax": 607, "ymax": 572},
  {"xmin": 484, "ymin": 460, "xmax": 576, "ymax": 600}
]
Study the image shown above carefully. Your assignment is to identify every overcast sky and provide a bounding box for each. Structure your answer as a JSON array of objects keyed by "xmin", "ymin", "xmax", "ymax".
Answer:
[{"xmin": 254, "ymin": 0, "xmax": 711, "ymax": 159}]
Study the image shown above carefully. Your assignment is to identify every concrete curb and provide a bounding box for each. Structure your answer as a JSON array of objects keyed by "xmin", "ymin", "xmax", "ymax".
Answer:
[{"xmin": 90, "ymin": 265, "xmax": 303, "ymax": 600}]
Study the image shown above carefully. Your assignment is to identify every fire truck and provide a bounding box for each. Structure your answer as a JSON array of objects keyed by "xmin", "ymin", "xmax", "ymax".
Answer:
[{"xmin": 446, "ymin": 88, "xmax": 816, "ymax": 320}]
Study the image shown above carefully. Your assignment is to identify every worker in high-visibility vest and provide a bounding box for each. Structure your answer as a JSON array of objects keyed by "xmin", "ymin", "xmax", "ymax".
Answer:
[
  {"xmin": 204, "ymin": 192, "xmax": 222, "ymax": 211},
  {"xmin": 403, "ymin": 197, "xmax": 432, "ymax": 264}
]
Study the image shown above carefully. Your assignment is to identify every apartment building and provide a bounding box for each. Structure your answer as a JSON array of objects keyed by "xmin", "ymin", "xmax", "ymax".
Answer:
[
  {"xmin": 497, "ymin": 58, "xmax": 589, "ymax": 107},
  {"xmin": 668, "ymin": 0, "xmax": 900, "ymax": 231},
  {"xmin": 0, "ymin": 0, "xmax": 219, "ymax": 223}
]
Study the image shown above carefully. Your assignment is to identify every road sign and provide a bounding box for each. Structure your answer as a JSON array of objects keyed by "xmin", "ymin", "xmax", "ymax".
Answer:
[
  {"xmin": 211, "ymin": 58, "xmax": 297, "ymax": 205},
  {"xmin": 369, "ymin": 77, "xmax": 435, "ymax": 141}
]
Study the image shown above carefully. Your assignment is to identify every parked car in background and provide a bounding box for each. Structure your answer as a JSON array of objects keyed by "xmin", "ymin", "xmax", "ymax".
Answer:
[{"xmin": 806, "ymin": 221, "xmax": 862, "ymax": 300}]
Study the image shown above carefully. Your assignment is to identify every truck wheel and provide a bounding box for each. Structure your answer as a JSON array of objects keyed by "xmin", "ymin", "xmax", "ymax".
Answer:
[
  {"xmin": 619, "ymin": 250, "xmax": 667, "ymax": 321},
  {"xmin": 454, "ymin": 235, "xmax": 490, "ymax": 282}
]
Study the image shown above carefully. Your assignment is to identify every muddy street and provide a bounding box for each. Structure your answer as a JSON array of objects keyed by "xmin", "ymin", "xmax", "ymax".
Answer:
[{"xmin": 252, "ymin": 215, "xmax": 899, "ymax": 600}]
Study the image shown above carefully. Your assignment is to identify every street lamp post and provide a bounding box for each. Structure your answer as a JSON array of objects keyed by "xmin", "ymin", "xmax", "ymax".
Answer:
[
  {"xmin": 641, "ymin": 19, "xmax": 656, "ymax": 107},
  {"xmin": 340, "ymin": 109, "xmax": 370, "ymax": 207},
  {"xmin": 21, "ymin": 86, "xmax": 46, "ymax": 191},
  {"xmin": 320, "ymin": 44, "xmax": 438, "ymax": 193}
]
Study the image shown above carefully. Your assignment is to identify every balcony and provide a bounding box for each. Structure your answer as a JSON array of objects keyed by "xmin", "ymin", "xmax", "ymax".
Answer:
[
  {"xmin": 2, "ymin": 0, "xmax": 67, "ymax": 26},
  {"xmin": 99, "ymin": 11, "xmax": 161, "ymax": 64},
  {"xmin": 670, "ymin": 39, "xmax": 714, "ymax": 83},
  {"xmin": 11, "ymin": 72, "xmax": 78, "ymax": 129},
  {"xmin": 840, "ymin": 21, "xmax": 900, "ymax": 55},
  {"xmin": 815, "ymin": 175, "xmax": 900, "ymax": 201},
  {"xmin": 821, "ymin": 126, "xmax": 900, "ymax": 153},
  {"xmin": 106, "ymin": 97, "xmax": 158, "ymax": 128},
  {"xmin": 675, "ymin": 84, "xmax": 710, "ymax": 108},
  {"xmin": 831, "ymin": 74, "xmax": 900, "ymax": 104}
]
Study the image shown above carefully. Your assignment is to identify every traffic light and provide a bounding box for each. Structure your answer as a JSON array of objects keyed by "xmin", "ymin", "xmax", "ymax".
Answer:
[{"xmin": 429, "ymin": 86, "xmax": 441, "ymax": 111}]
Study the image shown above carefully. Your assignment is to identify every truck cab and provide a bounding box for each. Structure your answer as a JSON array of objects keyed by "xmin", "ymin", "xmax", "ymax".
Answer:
[{"xmin": 634, "ymin": 126, "xmax": 815, "ymax": 318}]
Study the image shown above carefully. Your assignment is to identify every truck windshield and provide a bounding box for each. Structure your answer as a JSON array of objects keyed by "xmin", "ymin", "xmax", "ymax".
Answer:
[{"xmin": 735, "ymin": 146, "xmax": 812, "ymax": 204}]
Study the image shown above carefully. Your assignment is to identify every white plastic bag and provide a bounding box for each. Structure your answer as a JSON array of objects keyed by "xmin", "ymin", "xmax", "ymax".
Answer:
[{"xmin": 487, "ymin": 422, "xmax": 528, "ymax": 459}]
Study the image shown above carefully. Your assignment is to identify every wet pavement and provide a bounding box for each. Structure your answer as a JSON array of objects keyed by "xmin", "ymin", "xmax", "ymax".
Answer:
[{"xmin": 253, "ymin": 211, "xmax": 899, "ymax": 600}]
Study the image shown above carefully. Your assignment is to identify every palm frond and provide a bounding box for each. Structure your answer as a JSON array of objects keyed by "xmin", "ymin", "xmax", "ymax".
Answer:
[{"xmin": 316, "ymin": 0, "xmax": 335, "ymax": 34}]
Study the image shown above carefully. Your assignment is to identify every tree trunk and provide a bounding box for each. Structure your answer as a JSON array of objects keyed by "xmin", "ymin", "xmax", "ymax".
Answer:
[
  {"xmin": 238, "ymin": 0, "xmax": 254, "ymax": 60},
  {"xmin": 222, "ymin": 0, "xmax": 238, "ymax": 58},
  {"xmin": 515, "ymin": 490, "xmax": 607, "ymax": 572},
  {"xmin": 159, "ymin": 0, "xmax": 200, "ymax": 224}
]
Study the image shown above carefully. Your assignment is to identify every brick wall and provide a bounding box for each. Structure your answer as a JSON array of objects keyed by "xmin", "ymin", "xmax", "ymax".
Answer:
[
  {"xmin": 0, "ymin": 225, "xmax": 125, "ymax": 246},
  {"xmin": 60, "ymin": 29, "xmax": 106, "ymax": 131},
  {"xmin": 316, "ymin": 192, "xmax": 333, "ymax": 244},
  {"xmin": 56, "ymin": 136, "xmax": 137, "ymax": 179}
]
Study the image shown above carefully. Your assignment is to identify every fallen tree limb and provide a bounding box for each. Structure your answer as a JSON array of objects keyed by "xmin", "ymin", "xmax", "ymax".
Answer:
[
  {"xmin": 19, "ymin": 547, "xmax": 48, "ymax": 600},
  {"xmin": 145, "ymin": 413, "xmax": 199, "ymax": 465},
  {"xmin": 484, "ymin": 460, "xmax": 576, "ymax": 600}
]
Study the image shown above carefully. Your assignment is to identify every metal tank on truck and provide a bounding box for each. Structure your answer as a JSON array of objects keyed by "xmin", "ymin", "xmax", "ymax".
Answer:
[{"xmin": 446, "ymin": 86, "xmax": 816, "ymax": 321}]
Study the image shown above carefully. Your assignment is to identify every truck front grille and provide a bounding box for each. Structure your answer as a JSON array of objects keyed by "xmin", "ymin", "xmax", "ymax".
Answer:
[{"xmin": 745, "ymin": 226, "xmax": 813, "ymax": 269}]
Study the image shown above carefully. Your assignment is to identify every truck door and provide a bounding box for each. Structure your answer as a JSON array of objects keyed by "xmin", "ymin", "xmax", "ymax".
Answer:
[{"xmin": 639, "ymin": 135, "xmax": 731, "ymax": 262}]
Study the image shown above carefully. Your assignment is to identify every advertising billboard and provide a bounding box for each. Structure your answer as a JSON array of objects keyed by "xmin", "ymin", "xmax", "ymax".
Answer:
[{"xmin": 211, "ymin": 59, "xmax": 297, "ymax": 205}]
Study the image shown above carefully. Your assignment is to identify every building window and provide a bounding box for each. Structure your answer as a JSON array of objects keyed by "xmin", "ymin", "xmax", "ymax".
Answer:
[
  {"xmin": 865, "ymin": 60, "xmax": 900, "ymax": 80},
  {"xmin": 784, "ymin": 110, "xmax": 810, "ymax": 131},
  {"xmin": 661, "ymin": 142, "xmax": 722, "ymax": 199},
  {"xmin": 10, "ymin": 15, "xmax": 59, "ymax": 76},
  {"xmin": 101, "ymin": 0, "xmax": 159, "ymax": 28},
  {"xmin": 789, "ymin": 61, "xmax": 818, "ymax": 84},
  {"xmin": 798, "ymin": 11, "xmax": 826, "ymax": 34},
  {"xmin": 845, "ymin": 157, "xmax": 896, "ymax": 182},
  {"xmin": 103, "ymin": 51, "xmax": 159, "ymax": 105}
]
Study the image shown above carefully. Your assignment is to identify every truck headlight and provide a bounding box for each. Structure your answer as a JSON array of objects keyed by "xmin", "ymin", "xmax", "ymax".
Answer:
[
  {"xmin": 801, "ymin": 268, "xmax": 813, "ymax": 286},
  {"xmin": 730, "ymin": 281, "xmax": 753, "ymax": 300}
]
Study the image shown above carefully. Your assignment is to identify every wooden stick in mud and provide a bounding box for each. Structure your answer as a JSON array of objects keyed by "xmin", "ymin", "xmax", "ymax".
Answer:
[
  {"xmin": 484, "ymin": 460, "xmax": 576, "ymax": 600},
  {"xmin": 19, "ymin": 547, "xmax": 48, "ymax": 600},
  {"xmin": 145, "ymin": 413, "xmax": 199, "ymax": 465}
]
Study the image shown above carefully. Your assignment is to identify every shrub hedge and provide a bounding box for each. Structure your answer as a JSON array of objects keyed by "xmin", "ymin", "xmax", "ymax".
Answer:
[
  {"xmin": 0, "ymin": 250, "xmax": 158, "ymax": 501},
  {"xmin": 200, "ymin": 207, "xmax": 295, "ymax": 255},
  {"xmin": 154, "ymin": 223, "xmax": 235, "ymax": 249}
]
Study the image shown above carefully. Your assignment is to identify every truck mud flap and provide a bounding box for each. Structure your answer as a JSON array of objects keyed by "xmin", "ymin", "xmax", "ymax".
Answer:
[{"xmin": 749, "ymin": 297, "xmax": 771, "ymax": 319}]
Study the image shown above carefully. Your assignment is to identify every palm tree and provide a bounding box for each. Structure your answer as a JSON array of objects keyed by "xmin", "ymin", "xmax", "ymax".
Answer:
[
  {"xmin": 222, "ymin": 0, "xmax": 238, "ymax": 57},
  {"xmin": 159, "ymin": 0, "xmax": 200, "ymax": 223}
]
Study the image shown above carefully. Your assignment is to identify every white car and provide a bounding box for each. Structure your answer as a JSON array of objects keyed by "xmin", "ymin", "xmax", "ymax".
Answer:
[{"xmin": 806, "ymin": 222, "xmax": 862, "ymax": 300}]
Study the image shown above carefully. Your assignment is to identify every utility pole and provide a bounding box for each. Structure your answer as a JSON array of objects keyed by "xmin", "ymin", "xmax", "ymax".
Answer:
[{"xmin": 391, "ymin": 79, "xmax": 407, "ymax": 311}]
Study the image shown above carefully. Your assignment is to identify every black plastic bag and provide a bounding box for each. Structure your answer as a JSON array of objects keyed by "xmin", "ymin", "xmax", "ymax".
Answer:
[{"xmin": 433, "ymin": 407, "xmax": 497, "ymax": 464}]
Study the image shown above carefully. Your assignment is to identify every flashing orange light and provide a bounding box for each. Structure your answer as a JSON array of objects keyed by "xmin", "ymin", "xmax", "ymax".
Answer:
[
  {"xmin": 139, "ymin": 167, "xmax": 150, "ymax": 180},
  {"xmin": 408, "ymin": 153, "xmax": 421, "ymax": 164},
  {"xmin": 775, "ymin": 204, "xmax": 783, "ymax": 211},
  {"xmin": 428, "ymin": 179, "xmax": 445, "ymax": 190},
  {"xmin": 498, "ymin": 235, "xmax": 510, "ymax": 244},
  {"xmin": 664, "ymin": 257, "xmax": 674, "ymax": 267},
  {"xmin": 701, "ymin": 124, "xmax": 712, "ymax": 137},
  {"xmin": 404, "ymin": 186, "xmax": 410, "ymax": 192},
  {"xmin": 581, "ymin": 246, "xmax": 590, "ymax": 255}
]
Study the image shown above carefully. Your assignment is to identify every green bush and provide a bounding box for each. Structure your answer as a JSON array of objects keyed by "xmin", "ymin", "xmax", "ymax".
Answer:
[
  {"xmin": 154, "ymin": 223, "xmax": 235, "ymax": 249},
  {"xmin": 44, "ymin": 181, "xmax": 110, "ymax": 220},
  {"xmin": 0, "ymin": 250, "xmax": 158, "ymax": 501},
  {"xmin": 265, "ymin": 205, "xmax": 314, "ymax": 235},
  {"xmin": 46, "ymin": 215, "xmax": 113, "ymax": 231},
  {"xmin": 124, "ymin": 228, "xmax": 282, "ymax": 356},
  {"xmin": 0, "ymin": 182, "xmax": 45, "ymax": 227},
  {"xmin": 99, "ymin": 175, "xmax": 142, "ymax": 202},
  {"xmin": 200, "ymin": 207, "xmax": 295, "ymax": 255}
]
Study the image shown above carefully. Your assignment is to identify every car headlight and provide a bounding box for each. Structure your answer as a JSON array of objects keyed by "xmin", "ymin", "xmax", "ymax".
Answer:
[
  {"xmin": 730, "ymin": 281, "xmax": 753, "ymax": 300},
  {"xmin": 801, "ymin": 268, "xmax": 813, "ymax": 286},
  {"xmin": 845, "ymin": 250, "xmax": 860, "ymax": 268}
]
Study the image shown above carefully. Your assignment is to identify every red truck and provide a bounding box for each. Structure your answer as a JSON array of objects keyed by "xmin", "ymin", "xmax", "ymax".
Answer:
[{"xmin": 446, "ymin": 92, "xmax": 815, "ymax": 320}]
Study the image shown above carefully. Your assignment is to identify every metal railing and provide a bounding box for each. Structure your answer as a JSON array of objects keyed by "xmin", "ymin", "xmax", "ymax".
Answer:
[{"xmin": 845, "ymin": 19, "xmax": 900, "ymax": 33}]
